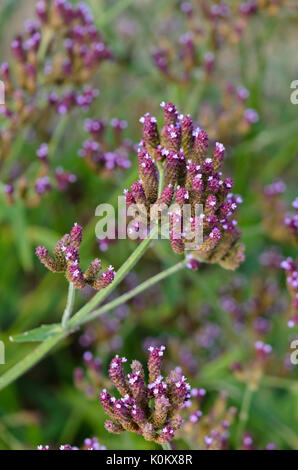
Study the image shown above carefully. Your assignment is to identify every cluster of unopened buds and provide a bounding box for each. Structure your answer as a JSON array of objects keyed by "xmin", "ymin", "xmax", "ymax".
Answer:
[
  {"xmin": 281, "ymin": 257, "xmax": 298, "ymax": 328},
  {"xmin": 124, "ymin": 101, "xmax": 244, "ymax": 270},
  {"xmin": 262, "ymin": 180, "xmax": 298, "ymax": 246},
  {"xmin": 78, "ymin": 117, "xmax": 132, "ymax": 176},
  {"xmin": 231, "ymin": 337, "xmax": 273, "ymax": 390},
  {"xmin": 198, "ymin": 83, "xmax": 259, "ymax": 143},
  {"xmin": 37, "ymin": 437, "xmax": 106, "ymax": 450},
  {"xmin": 3, "ymin": 142, "xmax": 77, "ymax": 207},
  {"xmin": 99, "ymin": 346, "xmax": 191, "ymax": 445},
  {"xmin": 152, "ymin": 1, "xmax": 270, "ymax": 84},
  {"xmin": 241, "ymin": 432, "xmax": 276, "ymax": 451},
  {"xmin": 220, "ymin": 258, "xmax": 285, "ymax": 333},
  {"xmin": 35, "ymin": 223, "xmax": 116, "ymax": 291},
  {"xmin": 1, "ymin": 0, "xmax": 111, "ymax": 205},
  {"xmin": 182, "ymin": 390, "xmax": 237, "ymax": 450},
  {"xmin": 155, "ymin": 310, "xmax": 223, "ymax": 376}
]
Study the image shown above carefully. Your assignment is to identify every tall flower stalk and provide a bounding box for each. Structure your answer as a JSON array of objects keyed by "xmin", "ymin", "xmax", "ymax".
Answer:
[{"xmin": 0, "ymin": 101, "xmax": 244, "ymax": 392}]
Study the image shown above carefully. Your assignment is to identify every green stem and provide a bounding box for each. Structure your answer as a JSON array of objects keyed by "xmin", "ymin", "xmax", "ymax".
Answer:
[
  {"xmin": 236, "ymin": 382, "xmax": 255, "ymax": 444},
  {"xmin": 161, "ymin": 442, "xmax": 172, "ymax": 450},
  {"xmin": 0, "ymin": 332, "xmax": 66, "ymax": 391},
  {"xmin": 37, "ymin": 28, "xmax": 53, "ymax": 62},
  {"xmin": 69, "ymin": 225, "xmax": 158, "ymax": 329},
  {"xmin": 157, "ymin": 165, "xmax": 164, "ymax": 197},
  {"xmin": 96, "ymin": 0, "xmax": 135, "ymax": 27},
  {"xmin": 262, "ymin": 376, "xmax": 298, "ymax": 393},
  {"xmin": 0, "ymin": 227, "xmax": 158, "ymax": 391},
  {"xmin": 48, "ymin": 115, "xmax": 69, "ymax": 159},
  {"xmin": 77, "ymin": 259, "xmax": 187, "ymax": 327},
  {"xmin": 61, "ymin": 283, "xmax": 76, "ymax": 329}
]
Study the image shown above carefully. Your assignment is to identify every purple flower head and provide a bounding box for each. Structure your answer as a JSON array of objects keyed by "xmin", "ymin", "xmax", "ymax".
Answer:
[
  {"xmin": 175, "ymin": 186, "xmax": 189, "ymax": 205},
  {"xmin": 70, "ymin": 223, "xmax": 83, "ymax": 250},
  {"xmin": 164, "ymin": 151, "xmax": 180, "ymax": 187},
  {"xmin": 131, "ymin": 182, "xmax": 146, "ymax": 205},
  {"xmin": 255, "ymin": 341, "xmax": 272, "ymax": 360},
  {"xmin": 157, "ymin": 184, "xmax": 174, "ymax": 206},
  {"xmin": 64, "ymin": 246, "xmax": 79, "ymax": 263},
  {"xmin": 4, "ymin": 183, "xmax": 14, "ymax": 195},
  {"xmin": 204, "ymin": 51, "xmax": 215, "ymax": 74},
  {"xmin": 164, "ymin": 124, "xmax": 181, "ymax": 151},
  {"xmin": 212, "ymin": 142, "xmax": 225, "ymax": 171},
  {"xmin": 100, "ymin": 347, "xmax": 190, "ymax": 444},
  {"xmin": 140, "ymin": 113, "xmax": 159, "ymax": 154},
  {"xmin": 36, "ymin": 246, "xmax": 49, "ymax": 260},
  {"xmin": 130, "ymin": 405, "xmax": 146, "ymax": 426},
  {"xmin": 35, "ymin": 176, "xmax": 51, "ymax": 195},
  {"xmin": 109, "ymin": 355, "xmax": 130, "ymax": 396},
  {"xmin": 189, "ymin": 410, "xmax": 203, "ymax": 423},
  {"xmin": 160, "ymin": 426, "xmax": 175, "ymax": 443},
  {"xmin": 11, "ymin": 37, "xmax": 25, "ymax": 62},
  {"xmin": 160, "ymin": 101, "xmax": 178, "ymax": 126},
  {"xmin": 92, "ymin": 265, "xmax": 115, "ymax": 290},
  {"xmin": 55, "ymin": 167, "xmax": 77, "ymax": 191},
  {"xmin": 244, "ymin": 108, "xmax": 259, "ymax": 124},
  {"xmin": 36, "ymin": 143, "xmax": 48, "ymax": 162},
  {"xmin": 148, "ymin": 345, "xmax": 166, "ymax": 384},
  {"xmin": 186, "ymin": 255, "xmax": 200, "ymax": 271},
  {"xmin": 148, "ymin": 375, "xmax": 167, "ymax": 398},
  {"xmin": 193, "ymin": 128, "xmax": 209, "ymax": 161},
  {"xmin": 202, "ymin": 157, "xmax": 214, "ymax": 176},
  {"xmin": 1, "ymin": 62, "xmax": 10, "ymax": 81}
]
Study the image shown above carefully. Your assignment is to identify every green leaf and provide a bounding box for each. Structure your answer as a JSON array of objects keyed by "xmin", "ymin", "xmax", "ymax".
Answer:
[
  {"xmin": 10, "ymin": 324, "xmax": 62, "ymax": 343},
  {"xmin": 8, "ymin": 201, "xmax": 33, "ymax": 272}
]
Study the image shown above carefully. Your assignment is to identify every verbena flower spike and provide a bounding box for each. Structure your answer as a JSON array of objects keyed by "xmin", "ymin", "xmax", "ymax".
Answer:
[
  {"xmin": 126, "ymin": 101, "xmax": 245, "ymax": 270},
  {"xmin": 78, "ymin": 117, "xmax": 133, "ymax": 176},
  {"xmin": 36, "ymin": 222, "xmax": 115, "ymax": 291},
  {"xmin": 0, "ymin": 0, "xmax": 111, "ymax": 206},
  {"xmin": 262, "ymin": 180, "xmax": 298, "ymax": 246},
  {"xmin": 281, "ymin": 257, "xmax": 298, "ymax": 328},
  {"xmin": 37, "ymin": 437, "xmax": 106, "ymax": 450},
  {"xmin": 100, "ymin": 346, "xmax": 190, "ymax": 445}
]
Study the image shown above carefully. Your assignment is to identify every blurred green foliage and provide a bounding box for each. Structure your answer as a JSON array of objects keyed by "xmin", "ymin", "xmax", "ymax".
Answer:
[{"xmin": 0, "ymin": 0, "xmax": 297, "ymax": 450}]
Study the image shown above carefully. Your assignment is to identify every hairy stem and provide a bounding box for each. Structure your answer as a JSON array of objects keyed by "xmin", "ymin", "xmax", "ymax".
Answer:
[
  {"xmin": 157, "ymin": 165, "xmax": 164, "ymax": 197},
  {"xmin": 0, "ymin": 226, "xmax": 159, "ymax": 391},
  {"xmin": 0, "ymin": 333, "xmax": 66, "ymax": 391},
  {"xmin": 161, "ymin": 442, "xmax": 172, "ymax": 450},
  {"xmin": 69, "ymin": 225, "xmax": 158, "ymax": 329},
  {"xmin": 61, "ymin": 283, "xmax": 76, "ymax": 329},
  {"xmin": 37, "ymin": 27, "xmax": 53, "ymax": 62},
  {"xmin": 236, "ymin": 382, "xmax": 255, "ymax": 445}
]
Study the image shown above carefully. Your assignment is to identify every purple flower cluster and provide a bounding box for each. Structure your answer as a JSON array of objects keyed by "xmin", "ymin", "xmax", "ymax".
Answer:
[
  {"xmin": 78, "ymin": 118, "xmax": 132, "ymax": 175},
  {"xmin": 124, "ymin": 101, "xmax": 244, "ymax": 270},
  {"xmin": 74, "ymin": 351, "xmax": 105, "ymax": 398},
  {"xmin": 281, "ymin": 257, "xmax": 298, "ymax": 327},
  {"xmin": 242, "ymin": 432, "xmax": 276, "ymax": 451},
  {"xmin": 99, "ymin": 346, "xmax": 191, "ymax": 444},
  {"xmin": 262, "ymin": 181, "xmax": 298, "ymax": 246},
  {"xmin": 183, "ymin": 390, "xmax": 237, "ymax": 450},
  {"xmin": 199, "ymin": 82, "xmax": 259, "ymax": 143},
  {"xmin": 35, "ymin": 223, "xmax": 116, "ymax": 291},
  {"xmin": 1, "ymin": 0, "xmax": 111, "ymax": 205},
  {"xmin": 37, "ymin": 437, "xmax": 106, "ymax": 450},
  {"xmin": 151, "ymin": 2, "xmax": 261, "ymax": 85}
]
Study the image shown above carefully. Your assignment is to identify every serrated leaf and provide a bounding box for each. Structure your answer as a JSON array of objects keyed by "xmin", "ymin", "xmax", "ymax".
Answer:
[{"xmin": 10, "ymin": 324, "xmax": 62, "ymax": 343}]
